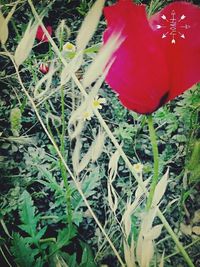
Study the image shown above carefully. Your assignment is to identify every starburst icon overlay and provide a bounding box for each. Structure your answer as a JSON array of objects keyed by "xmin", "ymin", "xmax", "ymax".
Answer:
[{"xmin": 156, "ymin": 10, "xmax": 191, "ymax": 44}]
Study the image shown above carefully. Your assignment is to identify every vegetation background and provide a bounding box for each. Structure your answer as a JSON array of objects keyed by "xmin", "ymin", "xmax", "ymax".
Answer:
[{"xmin": 0, "ymin": 0, "xmax": 200, "ymax": 266}]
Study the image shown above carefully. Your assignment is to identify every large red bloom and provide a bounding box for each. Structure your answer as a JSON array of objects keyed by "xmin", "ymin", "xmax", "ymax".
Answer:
[{"xmin": 104, "ymin": 0, "xmax": 200, "ymax": 114}]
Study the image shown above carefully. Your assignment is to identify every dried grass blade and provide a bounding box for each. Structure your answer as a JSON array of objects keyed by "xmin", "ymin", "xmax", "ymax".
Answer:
[
  {"xmin": 0, "ymin": 11, "xmax": 8, "ymax": 44},
  {"xmin": 123, "ymin": 202, "xmax": 133, "ymax": 238},
  {"xmin": 91, "ymin": 129, "xmax": 105, "ymax": 162},
  {"xmin": 123, "ymin": 239, "xmax": 136, "ymax": 267},
  {"xmin": 152, "ymin": 169, "xmax": 169, "ymax": 207},
  {"xmin": 76, "ymin": 0, "xmax": 105, "ymax": 51},
  {"xmin": 14, "ymin": 20, "xmax": 38, "ymax": 66},
  {"xmin": 5, "ymin": 1, "xmax": 18, "ymax": 23},
  {"xmin": 82, "ymin": 31, "xmax": 124, "ymax": 88},
  {"xmin": 159, "ymin": 251, "xmax": 165, "ymax": 267},
  {"xmin": 108, "ymin": 150, "xmax": 120, "ymax": 181},
  {"xmin": 72, "ymin": 139, "xmax": 82, "ymax": 174},
  {"xmin": 0, "ymin": 2, "xmax": 18, "ymax": 45},
  {"xmin": 60, "ymin": 53, "xmax": 83, "ymax": 86},
  {"xmin": 77, "ymin": 128, "xmax": 105, "ymax": 174},
  {"xmin": 107, "ymin": 181, "xmax": 118, "ymax": 213},
  {"xmin": 145, "ymin": 224, "xmax": 163, "ymax": 240},
  {"xmin": 141, "ymin": 240, "xmax": 154, "ymax": 267}
]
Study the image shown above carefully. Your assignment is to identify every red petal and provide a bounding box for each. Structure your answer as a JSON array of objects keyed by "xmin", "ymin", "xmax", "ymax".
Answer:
[
  {"xmin": 36, "ymin": 25, "xmax": 52, "ymax": 42},
  {"xmin": 149, "ymin": 2, "xmax": 200, "ymax": 102},
  {"xmin": 104, "ymin": 1, "xmax": 170, "ymax": 114},
  {"xmin": 39, "ymin": 63, "xmax": 49, "ymax": 74}
]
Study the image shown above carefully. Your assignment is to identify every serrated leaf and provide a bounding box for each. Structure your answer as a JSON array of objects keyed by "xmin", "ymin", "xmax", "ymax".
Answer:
[
  {"xmin": 11, "ymin": 233, "xmax": 37, "ymax": 267},
  {"xmin": 80, "ymin": 242, "xmax": 96, "ymax": 267},
  {"xmin": 14, "ymin": 20, "xmax": 38, "ymax": 66},
  {"xmin": 19, "ymin": 224, "xmax": 36, "ymax": 235},
  {"xmin": 71, "ymin": 168, "xmax": 100, "ymax": 209},
  {"xmin": 56, "ymin": 226, "xmax": 77, "ymax": 250},
  {"xmin": 62, "ymin": 253, "xmax": 77, "ymax": 267},
  {"xmin": 19, "ymin": 190, "xmax": 38, "ymax": 237},
  {"xmin": 76, "ymin": 0, "xmax": 105, "ymax": 51}
]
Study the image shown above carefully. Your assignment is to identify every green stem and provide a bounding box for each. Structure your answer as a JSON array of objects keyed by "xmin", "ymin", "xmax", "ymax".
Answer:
[
  {"xmin": 164, "ymin": 237, "xmax": 200, "ymax": 261},
  {"xmin": 60, "ymin": 86, "xmax": 72, "ymax": 225},
  {"xmin": 145, "ymin": 115, "xmax": 195, "ymax": 267},
  {"xmin": 146, "ymin": 114, "xmax": 159, "ymax": 210},
  {"xmin": 158, "ymin": 209, "xmax": 195, "ymax": 267}
]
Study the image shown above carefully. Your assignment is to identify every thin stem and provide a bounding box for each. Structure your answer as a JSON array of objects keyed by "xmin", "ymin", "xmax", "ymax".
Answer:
[
  {"xmin": 146, "ymin": 114, "xmax": 159, "ymax": 210},
  {"xmin": 157, "ymin": 209, "xmax": 195, "ymax": 267},
  {"xmin": 164, "ymin": 238, "xmax": 200, "ymax": 260},
  {"xmin": 60, "ymin": 85, "xmax": 72, "ymax": 225}
]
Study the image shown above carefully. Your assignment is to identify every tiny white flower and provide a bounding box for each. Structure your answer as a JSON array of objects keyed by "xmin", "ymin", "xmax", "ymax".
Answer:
[
  {"xmin": 83, "ymin": 109, "xmax": 93, "ymax": 121},
  {"xmin": 92, "ymin": 97, "xmax": 106, "ymax": 110},
  {"xmin": 63, "ymin": 42, "xmax": 76, "ymax": 52},
  {"xmin": 133, "ymin": 163, "xmax": 143, "ymax": 174}
]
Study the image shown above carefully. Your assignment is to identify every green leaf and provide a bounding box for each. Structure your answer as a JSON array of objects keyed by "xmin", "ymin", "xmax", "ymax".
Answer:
[
  {"xmin": 34, "ymin": 257, "xmax": 43, "ymax": 267},
  {"xmin": 67, "ymin": 253, "xmax": 77, "ymax": 267},
  {"xmin": 19, "ymin": 191, "xmax": 38, "ymax": 238},
  {"xmin": 79, "ymin": 242, "xmax": 97, "ymax": 267},
  {"xmin": 35, "ymin": 226, "xmax": 47, "ymax": 240},
  {"xmin": 10, "ymin": 107, "xmax": 22, "ymax": 137},
  {"xmin": 56, "ymin": 225, "xmax": 77, "ymax": 250},
  {"xmin": 62, "ymin": 252, "xmax": 77, "ymax": 267},
  {"xmin": 84, "ymin": 43, "xmax": 101, "ymax": 54},
  {"xmin": 50, "ymin": 225, "xmax": 77, "ymax": 257},
  {"xmin": 11, "ymin": 233, "xmax": 37, "ymax": 267},
  {"xmin": 71, "ymin": 167, "xmax": 100, "ymax": 209}
]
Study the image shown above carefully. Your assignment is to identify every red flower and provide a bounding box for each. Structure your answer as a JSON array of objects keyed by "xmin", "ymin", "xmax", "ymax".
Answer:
[
  {"xmin": 39, "ymin": 63, "xmax": 49, "ymax": 74},
  {"xmin": 104, "ymin": 0, "xmax": 200, "ymax": 114},
  {"xmin": 36, "ymin": 25, "xmax": 52, "ymax": 43}
]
